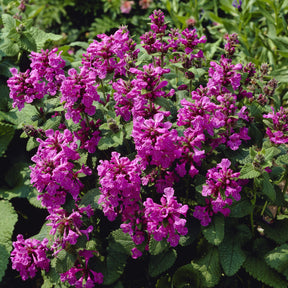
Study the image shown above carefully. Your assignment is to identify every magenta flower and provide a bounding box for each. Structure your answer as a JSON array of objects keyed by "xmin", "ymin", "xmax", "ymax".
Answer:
[
  {"xmin": 144, "ymin": 187, "xmax": 188, "ymax": 247},
  {"xmin": 11, "ymin": 235, "xmax": 50, "ymax": 281},
  {"xmin": 194, "ymin": 159, "xmax": 242, "ymax": 226},
  {"xmin": 132, "ymin": 113, "xmax": 181, "ymax": 169},
  {"xmin": 60, "ymin": 250, "xmax": 103, "ymax": 287},
  {"xmin": 47, "ymin": 205, "xmax": 94, "ymax": 254},
  {"xmin": 263, "ymin": 106, "xmax": 288, "ymax": 144},
  {"xmin": 60, "ymin": 68, "xmax": 100, "ymax": 123},
  {"xmin": 30, "ymin": 129, "xmax": 91, "ymax": 211},
  {"xmin": 7, "ymin": 68, "xmax": 46, "ymax": 111}
]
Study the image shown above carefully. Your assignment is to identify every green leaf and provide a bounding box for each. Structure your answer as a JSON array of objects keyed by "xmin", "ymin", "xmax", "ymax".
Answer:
[
  {"xmin": 55, "ymin": 249, "xmax": 77, "ymax": 274},
  {"xmin": 275, "ymin": 154, "xmax": 288, "ymax": 165},
  {"xmin": 0, "ymin": 200, "xmax": 18, "ymax": 282},
  {"xmin": 218, "ymin": 226, "xmax": 247, "ymax": 276},
  {"xmin": 149, "ymin": 238, "xmax": 169, "ymax": 256},
  {"xmin": 262, "ymin": 219, "xmax": 288, "ymax": 244},
  {"xmin": 191, "ymin": 248, "xmax": 221, "ymax": 287},
  {"xmin": 149, "ymin": 249, "xmax": 177, "ymax": 277},
  {"xmin": 0, "ymin": 39, "xmax": 19, "ymax": 56},
  {"xmin": 265, "ymin": 243, "xmax": 288, "ymax": 280},
  {"xmin": 110, "ymin": 229, "xmax": 135, "ymax": 256},
  {"xmin": 1, "ymin": 14, "xmax": 16, "ymax": 30},
  {"xmin": 239, "ymin": 162, "xmax": 261, "ymax": 179},
  {"xmin": 244, "ymin": 255, "xmax": 287, "ymax": 288},
  {"xmin": 262, "ymin": 172, "xmax": 276, "ymax": 201},
  {"xmin": 26, "ymin": 137, "xmax": 39, "ymax": 151},
  {"xmin": 172, "ymin": 264, "xmax": 202, "ymax": 288},
  {"xmin": 103, "ymin": 238, "xmax": 127, "ymax": 285},
  {"xmin": 202, "ymin": 214, "xmax": 225, "ymax": 246},
  {"xmin": 80, "ymin": 188, "xmax": 101, "ymax": 210},
  {"xmin": 0, "ymin": 122, "xmax": 15, "ymax": 156},
  {"xmin": 28, "ymin": 27, "xmax": 62, "ymax": 51},
  {"xmin": 229, "ymin": 199, "xmax": 253, "ymax": 218},
  {"xmin": 19, "ymin": 32, "xmax": 37, "ymax": 52}
]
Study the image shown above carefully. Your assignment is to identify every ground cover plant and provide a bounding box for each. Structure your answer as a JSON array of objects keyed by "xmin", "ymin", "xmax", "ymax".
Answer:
[{"xmin": 2, "ymin": 1, "xmax": 288, "ymax": 288}]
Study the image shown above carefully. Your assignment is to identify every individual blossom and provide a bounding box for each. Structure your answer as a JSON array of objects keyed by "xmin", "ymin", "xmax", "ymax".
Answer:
[
  {"xmin": 232, "ymin": 0, "xmax": 242, "ymax": 10},
  {"xmin": 47, "ymin": 205, "xmax": 94, "ymax": 254},
  {"xmin": 263, "ymin": 106, "xmax": 288, "ymax": 144},
  {"xmin": 30, "ymin": 129, "xmax": 91, "ymax": 211},
  {"xmin": 60, "ymin": 250, "xmax": 103, "ymax": 287},
  {"xmin": 11, "ymin": 235, "xmax": 50, "ymax": 281},
  {"xmin": 120, "ymin": 0, "xmax": 134, "ymax": 13},
  {"xmin": 194, "ymin": 159, "xmax": 242, "ymax": 226},
  {"xmin": 143, "ymin": 187, "xmax": 188, "ymax": 247},
  {"xmin": 60, "ymin": 68, "xmax": 100, "ymax": 123}
]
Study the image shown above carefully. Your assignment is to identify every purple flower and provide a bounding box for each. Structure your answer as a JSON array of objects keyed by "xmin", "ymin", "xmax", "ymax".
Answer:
[
  {"xmin": 194, "ymin": 159, "xmax": 242, "ymax": 225},
  {"xmin": 7, "ymin": 68, "xmax": 46, "ymax": 111},
  {"xmin": 30, "ymin": 129, "xmax": 91, "ymax": 211},
  {"xmin": 232, "ymin": 0, "xmax": 242, "ymax": 9},
  {"xmin": 47, "ymin": 205, "xmax": 94, "ymax": 255},
  {"xmin": 143, "ymin": 187, "xmax": 188, "ymax": 247},
  {"xmin": 60, "ymin": 250, "xmax": 103, "ymax": 287},
  {"xmin": 263, "ymin": 107, "xmax": 288, "ymax": 144},
  {"xmin": 132, "ymin": 113, "xmax": 181, "ymax": 169},
  {"xmin": 60, "ymin": 68, "xmax": 100, "ymax": 123},
  {"xmin": 11, "ymin": 235, "xmax": 50, "ymax": 281}
]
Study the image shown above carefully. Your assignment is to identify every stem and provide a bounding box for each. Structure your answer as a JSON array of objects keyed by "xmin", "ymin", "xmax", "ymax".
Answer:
[
  {"xmin": 260, "ymin": 200, "xmax": 268, "ymax": 216},
  {"xmin": 100, "ymin": 79, "xmax": 107, "ymax": 103},
  {"xmin": 34, "ymin": 104, "xmax": 46, "ymax": 122}
]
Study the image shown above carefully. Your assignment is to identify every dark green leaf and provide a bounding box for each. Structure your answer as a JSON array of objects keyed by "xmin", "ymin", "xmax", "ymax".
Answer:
[
  {"xmin": 202, "ymin": 214, "xmax": 224, "ymax": 246},
  {"xmin": 244, "ymin": 255, "xmax": 287, "ymax": 288},
  {"xmin": 149, "ymin": 249, "xmax": 177, "ymax": 277}
]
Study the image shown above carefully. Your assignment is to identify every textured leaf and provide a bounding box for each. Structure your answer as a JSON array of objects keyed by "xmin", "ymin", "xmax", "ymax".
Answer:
[
  {"xmin": 55, "ymin": 249, "xmax": 77, "ymax": 273},
  {"xmin": 0, "ymin": 200, "xmax": 18, "ymax": 281},
  {"xmin": 19, "ymin": 32, "xmax": 37, "ymax": 52},
  {"xmin": 103, "ymin": 240, "xmax": 127, "ymax": 285},
  {"xmin": 191, "ymin": 247, "xmax": 221, "ymax": 287},
  {"xmin": 110, "ymin": 229, "xmax": 135, "ymax": 256},
  {"xmin": 202, "ymin": 214, "xmax": 224, "ymax": 246},
  {"xmin": 172, "ymin": 264, "xmax": 202, "ymax": 288},
  {"xmin": 244, "ymin": 256, "xmax": 287, "ymax": 288},
  {"xmin": 1, "ymin": 14, "xmax": 16, "ymax": 30},
  {"xmin": 275, "ymin": 154, "xmax": 288, "ymax": 165},
  {"xmin": 29, "ymin": 27, "xmax": 62, "ymax": 51},
  {"xmin": 239, "ymin": 163, "xmax": 261, "ymax": 179},
  {"xmin": 149, "ymin": 238, "xmax": 169, "ymax": 256},
  {"xmin": 80, "ymin": 188, "xmax": 101, "ymax": 210},
  {"xmin": 262, "ymin": 172, "xmax": 276, "ymax": 201},
  {"xmin": 0, "ymin": 39, "xmax": 19, "ymax": 56},
  {"xmin": 262, "ymin": 219, "xmax": 288, "ymax": 244},
  {"xmin": 149, "ymin": 249, "xmax": 177, "ymax": 277},
  {"xmin": 218, "ymin": 231, "xmax": 247, "ymax": 276},
  {"xmin": 265, "ymin": 243, "xmax": 288, "ymax": 280},
  {"xmin": 229, "ymin": 199, "xmax": 253, "ymax": 218},
  {"xmin": 0, "ymin": 122, "xmax": 15, "ymax": 156}
]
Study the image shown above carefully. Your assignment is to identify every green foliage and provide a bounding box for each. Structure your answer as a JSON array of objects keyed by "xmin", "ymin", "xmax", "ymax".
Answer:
[
  {"xmin": 202, "ymin": 214, "xmax": 225, "ymax": 246},
  {"xmin": 0, "ymin": 200, "xmax": 18, "ymax": 282}
]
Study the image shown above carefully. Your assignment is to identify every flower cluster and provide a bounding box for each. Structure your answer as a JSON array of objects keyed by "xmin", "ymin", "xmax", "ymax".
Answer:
[
  {"xmin": 10, "ymin": 235, "xmax": 50, "ymax": 281},
  {"xmin": 30, "ymin": 129, "xmax": 91, "ymax": 211},
  {"xmin": 263, "ymin": 106, "xmax": 288, "ymax": 144},
  {"xmin": 60, "ymin": 250, "xmax": 103, "ymax": 287},
  {"xmin": 7, "ymin": 48, "xmax": 65, "ymax": 111},
  {"xmin": 193, "ymin": 159, "xmax": 242, "ymax": 226},
  {"xmin": 47, "ymin": 205, "xmax": 94, "ymax": 255},
  {"xmin": 143, "ymin": 187, "xmax": 188, "ymax": 246}
]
